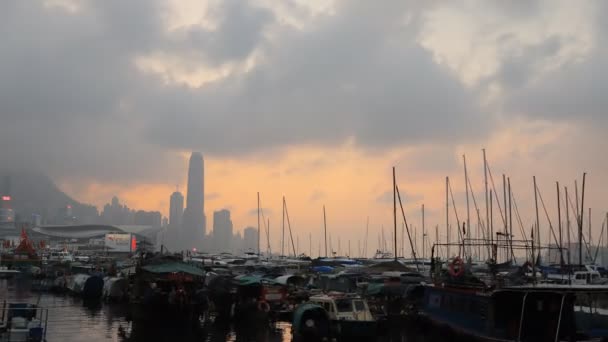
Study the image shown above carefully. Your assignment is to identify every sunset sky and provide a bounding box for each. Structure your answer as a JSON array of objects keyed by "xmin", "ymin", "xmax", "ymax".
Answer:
[{"xmin": 2, "ymin": 1, "xmax": 608, "ymax": 257}]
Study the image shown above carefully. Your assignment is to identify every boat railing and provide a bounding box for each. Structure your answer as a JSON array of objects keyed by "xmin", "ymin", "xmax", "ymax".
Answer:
[{"xmin": 0, "ymin": 300, "xmax": 49, "ymax": 342}]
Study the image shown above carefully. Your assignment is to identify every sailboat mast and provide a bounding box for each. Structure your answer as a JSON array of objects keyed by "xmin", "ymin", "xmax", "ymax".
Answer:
[
  {"xmin": 566, "ymin": 186, "xmax": 571, "ymax": 266},
  {"xmin": 282, "ymin": 196, "xmax": 285, "ymax": 257},
  {"xmin": 483, "ymin": 149, "xmax": 490, "ymax": 246},
  {"xmin": 393, "ymin": 166, "xmax": 398, "ymax": 261},
  {"xmin": 422, "ymin": 204, "xmax": 425, "ymax": 260},
  {"xmin": 446, "ymin": 176, "xmax": 450, "ymax": 258},
  {"xmin": 463, "ymin": 155, "xmax": 470, "ymax": 257},
  {"xmin": 323, "ymin": 205, "xmax": 328, "ymax": 258},
  {"xmin": 579, "ymin": 173, "xmax": 587, "ymax": 266},
  {"xmin": 557, "ymin": 182, "xmax": 563, "ymax": 267},
  {"xmin": 508, "ymin": 177, "xmax": 513, "ymax": 262},
  {"xmin": 257, "ymin": 192, "xmax": 261, "ymax": 256},
  {"xmin": 533, "ymin": 176, "xmax": 540, "ymax": 257},
  {"xmin": 364, "ymin": 217, "xmax": 369, "ymax": 258}
]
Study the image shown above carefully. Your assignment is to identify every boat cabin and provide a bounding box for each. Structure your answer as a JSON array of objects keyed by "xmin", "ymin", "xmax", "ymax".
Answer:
[
  {"xmin": 423, "ymin": 284, "xmax": 608, "ymax": 341},
  {"xmin": 309, "ymin": 294, "xmax": 373, "ymax": 322}
]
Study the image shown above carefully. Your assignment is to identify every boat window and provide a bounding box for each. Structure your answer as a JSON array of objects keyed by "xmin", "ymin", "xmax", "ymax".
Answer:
[
  {"xmin": 354, "ymin": 300, "xmax": 366, "ymax": 311},
  {"xmin": 335, "ymin": 299, "xmax": 353, "ymax": 312}
]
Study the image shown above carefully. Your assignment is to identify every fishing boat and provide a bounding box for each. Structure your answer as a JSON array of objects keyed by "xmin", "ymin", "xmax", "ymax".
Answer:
[
  {"xmin": 421, "ymin": 282, "xmax": 608, "ymax": 341},
  {"xmin": 307, "ymin": 293, "xmax": 376, "ymax": 341}
]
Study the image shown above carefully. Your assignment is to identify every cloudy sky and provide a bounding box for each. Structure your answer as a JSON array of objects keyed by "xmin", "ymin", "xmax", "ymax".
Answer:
[{"xmin": 2, "ymin": 0, "xmax": 608, "ymax": 256}]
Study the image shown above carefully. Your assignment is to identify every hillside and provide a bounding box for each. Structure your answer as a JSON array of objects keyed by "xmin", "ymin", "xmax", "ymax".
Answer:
[{"xmin": 0, "ymin": 168, "xmax": 98, "ymax": 224}]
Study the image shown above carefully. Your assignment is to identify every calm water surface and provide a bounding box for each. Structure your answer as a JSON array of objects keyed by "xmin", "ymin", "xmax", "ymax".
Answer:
[
  {"xmin": 1, "ymin": 279, "xmax": 436, "ymax": 342},
  {"xmin": 0, "ymin": 279, "xmax": 292, "ymax": 342}
]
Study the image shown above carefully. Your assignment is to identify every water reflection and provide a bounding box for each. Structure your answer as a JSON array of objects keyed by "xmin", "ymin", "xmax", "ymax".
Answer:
[{"xmin": 1, "ymin": 279, "xmax": 292, "ymax": 342}]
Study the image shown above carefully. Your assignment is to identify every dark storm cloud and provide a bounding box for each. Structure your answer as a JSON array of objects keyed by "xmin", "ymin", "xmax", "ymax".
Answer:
[
  {"xmin": 0, "ymin": 0, "xmax": 487, "ymax": 185},
  {"xmin": 144, "ymin": 0, "xmax": 486, "ymax": 154}
]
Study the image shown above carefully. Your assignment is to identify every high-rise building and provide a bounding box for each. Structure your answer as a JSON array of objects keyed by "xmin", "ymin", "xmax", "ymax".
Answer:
[
  {"xmin": 213, "ymin": 209, "xmax": 233, "ymax": 252},
  {"xmin": 243, "ymin": 227, "xmax": 257, "ymax": 252},
  {"xmin": 181, "ymin": 152, "xmax": 206, "ymax": 250},
  {"xmin": 169, "ymin": 191, "xmax": 184, "ymax": 227}
]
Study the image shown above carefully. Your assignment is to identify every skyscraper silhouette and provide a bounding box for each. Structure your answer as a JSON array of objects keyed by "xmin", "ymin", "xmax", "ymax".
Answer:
[
  {"xmin": 181, "ymin": 152, "xmax": 205, "ymax": 249},
  {"xmin": 169, "ymin": 191, "xmax": 184, "ymax": 227}
]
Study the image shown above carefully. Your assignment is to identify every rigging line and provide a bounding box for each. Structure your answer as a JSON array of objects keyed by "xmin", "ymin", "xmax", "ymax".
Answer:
[
  {"xmin": 259, "ymin": 199, "xmax": 272, "ymax": 256},
  {"xmin": 486, "ymin": 162, "xmax": 507, "ymax": 227},
  {"xmin": 535, "ymin": 183, "xmax": 563, "ymax": 261},
  {"xmin": 447, "ymin": 178, "xmax": 464, "ymax": 244},
  {"xmin": 395, "ymin": 184, "xmax": 419, "ymax": 271},
  {"xmin": 284, "ymin": 197, "xmax": 297, "ymax": 257},
  {"xmin": 566, "ymin": 190, "xmax": 593, "ymax": 261},
  {"xmin": 466, "ymin": 172, "xmax": 490, "ymax": 256},
  {"xmin": 593, "ymin": 215, "xmax": 606, "ymax": 263},
  {"xmin": 510, "ymin": 187, "xmax": 530, "ymax": 250}
]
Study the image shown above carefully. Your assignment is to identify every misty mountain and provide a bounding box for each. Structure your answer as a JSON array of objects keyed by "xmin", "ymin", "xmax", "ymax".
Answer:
[{"xmin": 0, "ymin": 168, "xmax": 98, "ymax": 224}]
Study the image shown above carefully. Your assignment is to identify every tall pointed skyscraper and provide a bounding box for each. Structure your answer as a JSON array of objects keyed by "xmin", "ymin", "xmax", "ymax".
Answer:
[{"xmin": 181, "ymin": 152, "xmax": 206, "ymax": 249}]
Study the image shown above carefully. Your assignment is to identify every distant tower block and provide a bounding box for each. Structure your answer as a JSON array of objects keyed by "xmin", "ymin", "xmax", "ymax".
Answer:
[{"xmin": 181, "ymin": 152, "xmax": 206, "ymax": 250}]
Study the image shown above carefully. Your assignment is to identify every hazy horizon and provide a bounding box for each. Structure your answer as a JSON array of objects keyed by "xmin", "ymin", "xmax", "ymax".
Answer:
[{"xmin": 2, "ymin": 1, "xmax": 608, "ymax": 256}]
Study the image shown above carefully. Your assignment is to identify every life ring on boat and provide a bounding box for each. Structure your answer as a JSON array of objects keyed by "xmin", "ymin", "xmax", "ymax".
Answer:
[
  {"xmin": 448, "ymin": 257, "xmax": 465, "ymax": 277},
  {"xmin": 258, "ymin": 300, "xmax": 270, "ymax": 313}
]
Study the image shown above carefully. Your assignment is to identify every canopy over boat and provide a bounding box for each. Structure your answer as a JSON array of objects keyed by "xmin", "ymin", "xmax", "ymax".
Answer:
[{"xmin": 142, "ymin": 262, "xmax": 204, "ymax": 277}]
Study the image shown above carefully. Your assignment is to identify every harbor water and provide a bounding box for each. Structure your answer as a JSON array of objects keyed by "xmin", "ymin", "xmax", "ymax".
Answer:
[
  {"xmin": 0, "ymin": 279, "xmax": 293, "ymax": 342},
  {"xmin": 1, "ymin": 279, "xmax": 434, "ymax": 342}
]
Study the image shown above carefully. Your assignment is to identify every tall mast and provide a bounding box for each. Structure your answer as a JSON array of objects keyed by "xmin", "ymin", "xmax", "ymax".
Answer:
[
  {"xmin": 323, "ymin": 205, "xmax": 328, "ymax": 258},
  {"xmin": 364, "ymin": 217, "xmax": 369, "ymax": 258},
  {"xmin": 565, "ymin": 186, "xmax": 571, "ymax": 266},
  {"xmin": 257, "ymin": 192, "xmax": 261, "ymax": 256},
  {"xmin": 579, "ymin": 173, "xmax": 586, "ymax": 266},
  {"xmin": 490, "ymin": 190, "xmax": 493, "ymax": 259},
  {"xmin": 267, "ymin": 218, "xmax": 271, "ymax": 257},
  {"xmin": 446, "ymin": 176, "xmax": 450, "ymax": 258},
  {"xmin": 557, "ymin": 182, "xmax": 563, "ymax": 267},
  {"xmin": 483, "ymin": 149, "xmax": 490, "ymax": 246},
  {"xmin": 309, "ymin": 233, "xmax": 312, "ymax": 257},
  {"xmin": 393, "ymin": 166, "xmax": 398, "ymax": 261},
  {"xmin": 463, "ymin": 155, "xmax": 470, "ymax": 255},
  {"xmin": 284, "ymin": 197, "xmax": 296, "ymax": 257},
  {"xmin": 422, "ymin": 204, "xmax": 426, "ymax": 260},
  {"xmin": 503, "ymin": 174, "xmax": 507, "ymax": 242},
  {"xmin": 533, "ymin": 176, "xmax": 540, "ymax": 254},
  {"xmin": 508, "ymin": 177, "xmax": 513, "ymax": 262},
  {"xmin": 589, "ymin": 208, "xmax": 592, "ymax": 250},
  {"xmin": 282, "ymin": 196, "xmax": 285, "ymax": 257}
]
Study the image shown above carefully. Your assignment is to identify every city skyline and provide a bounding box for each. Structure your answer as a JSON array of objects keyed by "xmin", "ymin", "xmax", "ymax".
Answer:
[{"xmin": 2, "ymin": 1, "xmax": 608, "ymax": 256}]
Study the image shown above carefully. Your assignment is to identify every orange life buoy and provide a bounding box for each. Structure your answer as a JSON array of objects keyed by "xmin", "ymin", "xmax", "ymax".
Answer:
[{"xmin": 448, "ymin": 257, "xmax": 465, "ymax": 277}]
